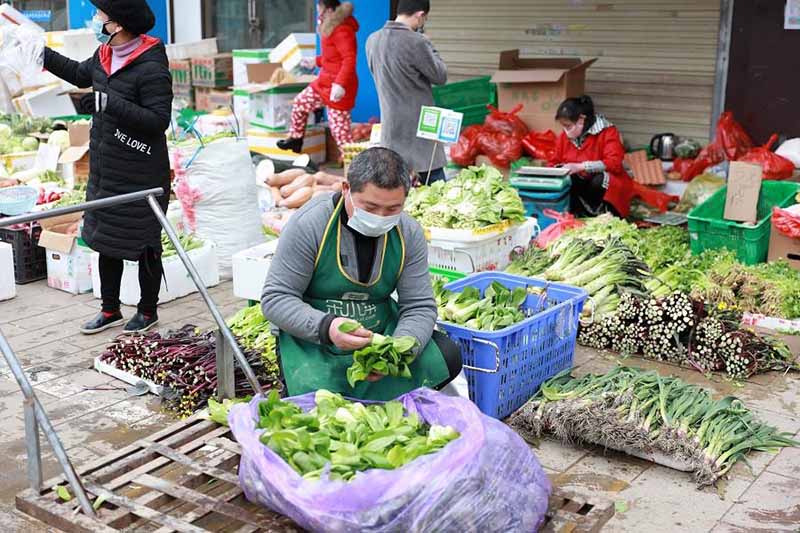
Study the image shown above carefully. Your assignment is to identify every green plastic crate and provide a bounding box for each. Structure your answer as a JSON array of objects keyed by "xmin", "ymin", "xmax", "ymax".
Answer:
[
  {"xmin": 429, "ymin": 266, "xmax": 466, "ymax": 283},
  {"xmin": 459, "ymin": 103, "xmax": 492, "ymax": 127},
  {"xmin": 687, "ymin": 181, "xmax": 799, "ymax": 265},
  {"xmin": 433, "ymin": 76, "xmax": 497, "ymax": 110}
]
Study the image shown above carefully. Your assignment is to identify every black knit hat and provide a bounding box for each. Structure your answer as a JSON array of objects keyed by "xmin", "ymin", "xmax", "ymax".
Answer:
[{"xmin": 90, "ymin": 0, "xmax": 156, "ymax": 36}]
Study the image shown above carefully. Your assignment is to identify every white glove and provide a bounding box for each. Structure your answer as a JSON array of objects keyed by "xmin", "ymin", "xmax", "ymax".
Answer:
[
  {"xmin": 300, "ymin": 57, "xmax": 317, "ymax": 70},
  {"xmin": 330, "ymin": 83, "xmax": 345, "ymax": 103},
  {"xmin": 0, "ymin": 24, "xmax": 45, "ymax": 85}
]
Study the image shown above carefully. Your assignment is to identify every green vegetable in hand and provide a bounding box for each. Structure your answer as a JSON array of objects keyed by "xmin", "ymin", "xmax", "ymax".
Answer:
[
  {"xmin": 256, "ymin": 389, "xmax": 459, "ymax": 481},
  {"xmin": 343, "ymin": 323, "xmax": 419, "ymax": 387}
]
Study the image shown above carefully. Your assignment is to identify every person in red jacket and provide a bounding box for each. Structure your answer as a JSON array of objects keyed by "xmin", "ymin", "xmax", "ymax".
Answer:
[
  {"xmin": 549, "ymin": 95, "xmax": 635, "ymax": 218},
  {"xmin": 278, "ymin": 0, "xmax": 358, "ymax": 159}
]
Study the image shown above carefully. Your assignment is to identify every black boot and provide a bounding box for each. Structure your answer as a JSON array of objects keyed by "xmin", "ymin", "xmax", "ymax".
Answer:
[
  {"xmin": 123, "ymin": 312, "xmax": 159, "ymax": 334},
  {"xmin": 277, "ymin": 137, "xmax": 304, "ymax": 154},
  {"xmin": 80, "ymin": 312, "xmax": 125, "ymax": 335}
]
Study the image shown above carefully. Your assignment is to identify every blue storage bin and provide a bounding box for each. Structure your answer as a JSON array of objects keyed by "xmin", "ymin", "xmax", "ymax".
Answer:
[
  {"xmin": 519, "ymin": 189, "xmax": 571, "ymax": 230},
  {"xmin": 438, "ymin": 272, "xmax": 588, "ymax": 419}
]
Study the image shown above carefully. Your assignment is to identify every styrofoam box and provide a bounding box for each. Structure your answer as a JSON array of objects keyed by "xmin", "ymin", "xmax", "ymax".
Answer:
[
  {"xmin": 0, "ymin": 242, "xmax": 16, "ymax": 301},
  {"xmin": 232, "ymin": 49, "xmax": 272, "ymax": 86},
  {"xmin": 90, "ymin": 241, "xmax": 220, "ymax": 306},
  {"xmin": 248, "ymin": 84, "xmax": 310, "ymax": 131},
  {"xmin": 270, "ymin": 33, "xmax": 316, "ymax": 72},
  {"xmin": 427, "ymin": 217, "xmax": 539, "ymax": 273},
  {"xmin": 232, "ymin": 240, "xmax": 278, "ymax": 301},
  {"xmin": 45, "ymin": 245, "xmax": 93, "ymax": 295}
]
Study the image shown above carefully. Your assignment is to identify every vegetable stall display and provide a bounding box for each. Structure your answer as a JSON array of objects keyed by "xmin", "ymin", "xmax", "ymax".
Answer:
[
  {"xmin": 509, "ymin": 366, "xmax": 799, "ymax": 487},
  {"xmin": 249, "ymin": 389, "xmax": 459, "ymax": 481},
  {"xmin": 405, "ymin": 165, "xmax": 526, "ymax": 229},
  {"xmin": 434, "ymin": 279, "xmax": 533, "ymax": 331},
  {"xmin": 577, "ymin": 292, "xmax": 797, "ymax": 379},
  {"xmin": 99, "ymin": 310, "xmax": 281, "ymax": 416}
]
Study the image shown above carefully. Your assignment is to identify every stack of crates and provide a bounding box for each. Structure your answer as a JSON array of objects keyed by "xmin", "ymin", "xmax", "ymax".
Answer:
[{"xmin": 432, "ymin": 76, "xmax": 497, "ymax": 127}]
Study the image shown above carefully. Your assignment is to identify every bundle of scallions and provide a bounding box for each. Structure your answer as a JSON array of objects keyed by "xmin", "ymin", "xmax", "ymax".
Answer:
[
  {"xmin": 507, "ymin": 236, "xmax": 650, "ymax": 319},
  {"xmin": 509, "ymin": 366, "xmax": 799, "ymax": 486}
]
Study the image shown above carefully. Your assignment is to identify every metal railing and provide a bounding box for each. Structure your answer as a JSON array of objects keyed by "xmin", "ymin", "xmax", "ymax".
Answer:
[{"xmin": 0, "ymin": 187, "xmax": 263, "ymax": 517}]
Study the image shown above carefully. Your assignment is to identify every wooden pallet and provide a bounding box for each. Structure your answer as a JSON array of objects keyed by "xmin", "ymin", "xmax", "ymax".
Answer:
[
  {"xmin": 16, "ymin": 415, "xmax": 299, "ymax": 532},
  {"xmin": 541, "ymin": 490, "xmax": 615, "ymax": 533},
  {"xmin": 17, "ymin": 415, "xmax": 614, "ymax": 532}
]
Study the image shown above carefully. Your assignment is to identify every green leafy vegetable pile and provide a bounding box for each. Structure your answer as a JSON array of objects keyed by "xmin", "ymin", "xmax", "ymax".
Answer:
[
  {"xmin": 405, "ymin": 165, "xmax": 526, "ymax": 229},
  {"xmin": 434, "ymin": 280, "xmax": 534, "ymax": 331},
  {"xmin": 0, "ymin": 113, "xmax": 53, "ymax": 136},
  {"xmin": 160, "ymin": 232, "xmax": 204, "ymax": 258},
  {"xmin": 49, "ymin": 189, "xmax": 85, "ymax": 209},
  {"xmin": 341, "ymin": 321, "xmax": 418, "ymax": 387},
  {"xmin": 509, "ymin": 366, "xmax": 799, "ymax": 487},
  {"xmin": 254, "ymin": 389, "xmax": 459, "ymax": 481},
  {"xmin": 227, "ymin": 305, "xmax": 278, "ymax": 373}
]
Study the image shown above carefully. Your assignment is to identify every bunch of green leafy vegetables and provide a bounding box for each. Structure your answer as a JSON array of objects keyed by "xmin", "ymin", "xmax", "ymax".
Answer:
[
  {"xmin": 254, "ymin": 389, "xmax": 459, "ymax": 481},
  {"xmin": 342, "ymin": 321, "xmax": 418, "ymax": 387},
  {"xmin": 405, "ymin": 165, "xmax": 526, "ymax": 229},
  {"xmin": 434, "ymin": 280, "xmax": 532, "ymax": 331},
  {"xmin": 227, "ymin": 305, "xmax": 278, "ymax": 372}
]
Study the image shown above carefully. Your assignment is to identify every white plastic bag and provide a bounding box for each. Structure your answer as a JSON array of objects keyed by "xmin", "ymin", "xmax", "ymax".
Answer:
[
  {"xmin": 776, "ymin": 138, "xmax": 800, "ymax": 169},
  {"xmin": 172, "ymin": 138, "xmax": 265, "ymax": 277},
  {"xmin": 0, "ymin": 24, "xmax": 45, "ymax": 88}
]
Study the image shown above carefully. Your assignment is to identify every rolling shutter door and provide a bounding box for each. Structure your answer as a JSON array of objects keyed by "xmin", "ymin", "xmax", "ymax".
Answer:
[{"xmin": 427, "ymin": 0, "xmax": 721, "ymax": 145}]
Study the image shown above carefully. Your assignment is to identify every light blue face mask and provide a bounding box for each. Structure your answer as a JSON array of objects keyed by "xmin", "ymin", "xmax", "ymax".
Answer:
[
  {"xmin": 347, "ymin": 191, "xmax": 402, "ymax": 238},
  {"xmin": 91, "ymin": 17, "xmax": 116, "ymax": 45}
]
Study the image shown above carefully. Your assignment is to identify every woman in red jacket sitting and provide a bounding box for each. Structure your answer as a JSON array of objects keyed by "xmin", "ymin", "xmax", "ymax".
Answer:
[
  {"xmin": 278, "ymin": 0, "xmax": 358, "ymax": 160},
  {"xmin": 550, "ymin": 95, "xmax": 635, "ymax": 218}
]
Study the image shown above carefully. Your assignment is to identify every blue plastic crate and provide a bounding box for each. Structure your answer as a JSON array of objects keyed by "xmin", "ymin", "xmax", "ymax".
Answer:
[
  {"xmin": 519, "ymin": 189, "xmax": 571, "ymax": 230},
  {"xmin": 438, "ymin": 272, "xmax": 588, "ymax": 419}
]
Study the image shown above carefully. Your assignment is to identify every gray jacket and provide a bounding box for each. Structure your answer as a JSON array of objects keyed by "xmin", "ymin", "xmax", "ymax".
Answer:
[
  {"xmin": 261, "ymin": 193, "xmax": 437, "ymax": 349},
  {"xmin": 366, "ymin": 22, "xmax": 448, "ymax": 174}
]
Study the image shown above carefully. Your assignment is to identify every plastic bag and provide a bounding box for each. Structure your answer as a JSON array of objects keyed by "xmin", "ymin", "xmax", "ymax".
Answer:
[
  {"xmin": 772, "ymin": 205, "xmax": 800, "ymax": 238},
  {"xmin": 716, "ymin": 111, "xmax": 753, "ymax": 161},
  {"xmin": 449, "ymin": 125, "xmax": 483, "ymax": 167},
  {"xmin": 739, "ymin": 134, "xmax": 795, "ymax": 181},
  {"xmin": 171, "ymin": 137, "xmax": 265, "ymax": 276},
  {"xmin": 484, "ymin": 104, "xmax": 529, "ymax": 139},
  {"xmin": 477, "ymin": 131, "xmax": 522, "ymax": 168},
  {"xmin": 522, "ymin": 130, "xmax": 557, "ymax": 161},
  {"xmin": 678, "ymin": 142, "xmax": 725, "ymax": 181},
  {"xmin": 775, "ymin": 138, "xmax": 800, "ymax": 168},
  {"xmin": 535, "ymin": 210, "xmax": 584, "ymax": 249},
  {"xmin": 674, "ymin": 173, "xmax": 725, "ymax": 213},
  {"xmin": 229, "ymin": 388, "xmax": 551, "ymax": 533},
  {"xmin": 0, "ymin": 24, "xmax": 45, "ymax": 88}
]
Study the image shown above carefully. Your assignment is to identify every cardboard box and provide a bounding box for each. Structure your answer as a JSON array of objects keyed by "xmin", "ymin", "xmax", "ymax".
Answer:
[
  {"xmin": 173, "ymin": 85, "xmax": 194, "ymax": 108},
  {"xmin": 58, "ymin": 121, "xmax": 91, "ymax": 186},
  {"xmin": 169, "ymin": 58, "xmax": 192, "ymax": 87},
  {"xmin": 769, "ymin": 221, "xmax": 800, "ymax": 271},
  {"xmin": 248, "ymin": 126, "xmax": 326, "ymax": 164},
  {"xmin": 231, "ymin": 240, "xmax": 278, "ymax": 301},
  {"xmin": 191, "ymin": 54, "xmax": 233, "ymax": 88},
  {"xmin": 233, "ymin": 49, "xmax": 272, "ymax": 86},
  {"xmin": 194, "ymin": 87, "xmax": 234, "ymax": 113},
  {"xmin": 491, "ymin": 50, "xmax": 596, "ymax": 133},
  {"xmin": 242, "ymin": 63, "xmax": 314, "ymax": 131},
  {"xmin": 0, "ymin": 242, "xmax": 16, "ymax": 301},
  {"xmin": 270, "ymin": 33, "xmax": 316, "ymax": 73},
  {"xmin": 724, "ymin": 161, "xmax": 762, "ymax": 223},
  {"xmin": 166, "ymin": 38, "xmax": 218, "ymax": 61},
  {"xmin": 37, "ymin": 212, "xmax": 92, "ymax": 295},
  {"xmin": 90, "ymin": 240, "xmax": 220, "ymax": 305}
]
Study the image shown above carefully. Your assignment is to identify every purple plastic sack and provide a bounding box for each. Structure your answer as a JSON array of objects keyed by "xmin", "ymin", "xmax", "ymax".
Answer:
[{"xmin": 229, "ymin": 388, "xmax": 551, "ymax": 532}]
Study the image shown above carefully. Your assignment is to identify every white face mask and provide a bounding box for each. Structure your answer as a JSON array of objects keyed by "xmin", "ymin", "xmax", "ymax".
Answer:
[{"xmin": 347, "ymin": 191, "xmax": 402, "ymax": 237}]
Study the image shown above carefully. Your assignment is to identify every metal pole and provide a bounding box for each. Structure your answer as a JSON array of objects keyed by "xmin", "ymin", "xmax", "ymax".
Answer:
[
  {"xmin": 23, "ymin": 397, "xmax": 42, "ymax": 492},
  {"xmin": 710, "ymin": 0, "xmax": 735, "ymax": 141},
  {"xmin": 0, "ymin": 188, "xmax": 165, "ymax": 228},
  {"xmin": 215, "ymin": 329, "xmax": 236, "ymax": 400},
  {"xmin": 0, "ymin": 331, "xmax": 96, "ymax": 517},
  {"xmin": 146, "ymin": 194, "xmax": 264, "ymax": 395}
]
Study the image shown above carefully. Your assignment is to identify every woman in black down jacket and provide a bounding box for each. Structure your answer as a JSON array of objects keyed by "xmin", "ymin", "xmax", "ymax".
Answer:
[{"xmin": 43, "ymin": 0, "xmax": 173, "ymax": 334}]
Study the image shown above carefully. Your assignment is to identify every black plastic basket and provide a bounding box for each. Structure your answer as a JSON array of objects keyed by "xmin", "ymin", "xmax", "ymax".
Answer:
[{"xmin": 0, "ymin": 223, "xmax": 46, "ymax": 284}]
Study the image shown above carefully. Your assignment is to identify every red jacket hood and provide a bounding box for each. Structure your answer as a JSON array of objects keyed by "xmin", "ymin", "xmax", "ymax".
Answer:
[{"xmin": 98, "ymin": 35, "xmax": 162, "ymax": 76}]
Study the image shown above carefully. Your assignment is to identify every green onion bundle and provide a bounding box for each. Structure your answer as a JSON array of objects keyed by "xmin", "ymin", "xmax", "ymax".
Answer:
[{"xmin": 509, "ymin": 366, "xmax": 799, "ymax": 487}]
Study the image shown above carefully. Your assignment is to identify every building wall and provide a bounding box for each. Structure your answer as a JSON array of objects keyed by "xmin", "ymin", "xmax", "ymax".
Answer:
[{"xmin": 426, "ymin": 0, "xmax": 723, "ymax": 146}]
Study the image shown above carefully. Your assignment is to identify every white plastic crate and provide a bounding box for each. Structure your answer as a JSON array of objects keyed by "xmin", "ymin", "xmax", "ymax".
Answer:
[{"xmin": 427, "ymin": 217, "xmax": 538, "ymax": 274}]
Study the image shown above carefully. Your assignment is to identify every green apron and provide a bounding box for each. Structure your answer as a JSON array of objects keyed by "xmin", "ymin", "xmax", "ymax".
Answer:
[{"xmin": 278, "ymin": 198, "xmax": 449, "ymax": 401}]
